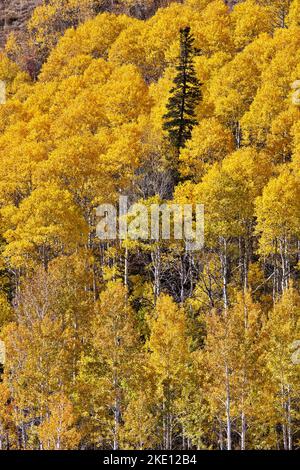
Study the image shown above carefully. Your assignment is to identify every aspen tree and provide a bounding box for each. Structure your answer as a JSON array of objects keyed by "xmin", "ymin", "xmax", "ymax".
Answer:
[{"xmin": 148, "ymin": 294, "xmax": 190, "ymax": 449}]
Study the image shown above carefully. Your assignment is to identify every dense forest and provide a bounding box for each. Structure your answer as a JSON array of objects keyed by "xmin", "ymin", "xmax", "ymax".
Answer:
[{"xmin": 0, "ymin": 0, "xmax": 299, "ymax": 451}]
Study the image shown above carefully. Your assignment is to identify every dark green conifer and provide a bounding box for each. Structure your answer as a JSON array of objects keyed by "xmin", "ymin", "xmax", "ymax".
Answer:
[{"xmin": 163, "ymin": 27, "xmax": 201, "ymax": 156}]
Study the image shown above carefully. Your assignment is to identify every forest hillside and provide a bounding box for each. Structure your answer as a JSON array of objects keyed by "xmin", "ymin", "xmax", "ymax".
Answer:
[{"xmin": 0, "ymin": 0, "xmax": 299, "ymax": 451}]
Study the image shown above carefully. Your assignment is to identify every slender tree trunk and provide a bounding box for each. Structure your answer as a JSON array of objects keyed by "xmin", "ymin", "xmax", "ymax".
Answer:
[
  {"xmin": 241, "ymin": 410, "xmax": 246, "ymax": 450},
  {"xmin": 113, "ymin": 367, "xmax": 120, "ymax": 450},
  {"xmin": 124, "ymin": 245, "xmax": 128, "ymax": 288},
  {"xmin": 21, "ymin": 421, "xmax": 27, "ymax": 450},
  {"xmin": 218, "ymin": 418, "xmax": 224, "ymax": 450},
  {"xmin": 152, "ymin": 246, "xmax": 161, "ymax": 303},
  {"xmin": 281, "ymin": 384, "xmax": 288, "ymax": 451},
  {"xmin": 273, "ymin": 244, "xmax": 280, "ymax": 302},
  {"xmin": 280, "ymin": 239, "xmax": 288, "ymax": 293},
  {"xmin": 235, "ymin": 121, "xmax": 242, "ymax": 149},
  {"xmin": 182, "ymin": 426, "xmax": 186, "ymax": 450},
  {"xmin": 225, "ymin": 364, "xmax": 232, "ymax": 450},
  {"xmin": 221, "ymin": 238, "xmax": 228, "ymax": 312},
  {"xmin": 287, "ymin": 385, "xmax": 293, "ymax": 450},
  {"xmin": 162, "ymin": 400, "xmax": 166, "ymax": 450}
]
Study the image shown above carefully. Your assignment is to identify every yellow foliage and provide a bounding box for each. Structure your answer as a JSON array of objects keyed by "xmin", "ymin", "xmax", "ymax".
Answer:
[
  {"xmin": 255, "ymin": 166, "xmax": 300, "ymax": 255},
  {"xmin": 179, "ymin": 117, "xmax": 234, "ymax": 179},
  {"xmin": 231, "ymin": 0, "xmax": 274, "ymax": 50},
  {"xmin": 38, "ymin": 393, "xmax": 80, "ymax": 450}
]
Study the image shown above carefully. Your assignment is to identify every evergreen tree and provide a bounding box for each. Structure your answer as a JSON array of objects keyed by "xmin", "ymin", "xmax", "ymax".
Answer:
[{"xmin": 163, "ymin": 27, "xmax": 201, "ymax": 157}]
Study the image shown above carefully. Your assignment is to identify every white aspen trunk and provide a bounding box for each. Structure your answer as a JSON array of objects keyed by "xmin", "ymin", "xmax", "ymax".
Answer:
[
  {"xmin": 113, "ymin": 388, "xmax": 119, "ymax": 450},
  {"xmin": 241, "ymin": 298, "xmax": 248, "ymax": 450},
  {"xmin": 21, "ymin": 422, "xmax": 27, "ymax": 450},
  {"xmin": 225, "ymin": 364, "xmax": 232, "ymax": 450},
  {"xmin": 124, "ymin": 245, "xmax": 128, "ymax": 288},
  {"xmin": 241, "ymin": 410, "xmax": 246, "ymax": 450},
  {"xmin": 244, "ymin": 229, "xmax": 250, "ymax": 292},
  {"xmin": 162, "ymin": 400, "xmax": 166, "ymax": 450},
  {"xmin": 180, "ymin": 256, "xmax": 185, "ymax": 305},
  {"xmin": 239, "ymin": 236, "xmax": 243, "ymax": 287},
  {"xmin": 281, "ymin": 384, "xmax": 288, "ymax": 451},
  {"xmin": 280, "ymin": 239, "xmax": 287, "ymax": 293},
  {"xmin": 282, "ymin": 423, "xmax": 288, "ymax": 450},
  {"xmin": 221, "ymin": 238, "xmax": 228, "ymax": 312},
  {"xmin": 273, "ymin": 246, "xmax": 280, "ymax": 303},
  {"xmin": 218, "ymin": 418, "xmax": 224, "ymax": 450},
  {"xmin": 287, "ymin": 385, "xmax": 293, "ymax": 450},
  {"xmin": 113, "ymin": 356, "xmax": 120, "ymax": 451},
  {"xmin": 235, "ymin": 121, "xmax": 241, "ymax": 149},
  {"xmin": 188, "ymin": 252, "xmax": 195, "ymax": 297},
  {"xmin": 182, "ymin": 426, "xmax": 186, "ymax": 450},
  {"xmin": 167, "ymin": 383, "xmax": 171, "ymax": 450},
  {"xmin": 152, "ymin": 246, "xmax": 161, "ymax": 303}
]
